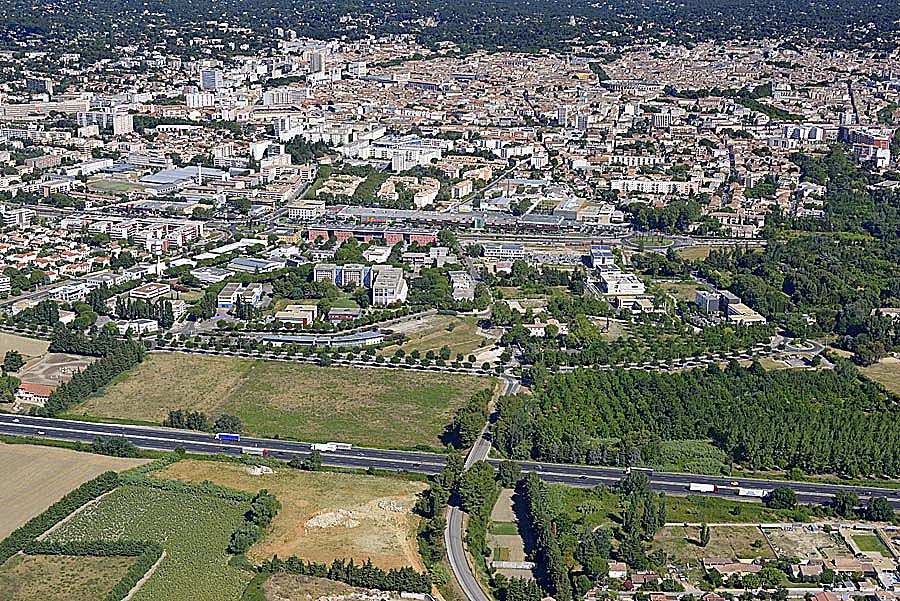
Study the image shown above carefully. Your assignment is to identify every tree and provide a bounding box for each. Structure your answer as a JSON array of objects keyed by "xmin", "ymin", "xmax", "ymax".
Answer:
[
  {"xmin": 832, "ymin": 491, "xmax": 859, "ymax": 518},
  {"xmin": 91, "ymin": 436, "xmax": 139, "ymax": 457},
  {"xmin": 699, "ymin": 523, "xmax": 711, "ymax": 547},
  {"xmin": 302, "ymin": 450, "xmax": 322, "ymax": 471},
  {"xmin": 766, "ymin": 487, "xmax": 797, "ymax": 510},
  {"xmin": 3, "ymin": 350, "xmax": 24, "ymax": 373},
  {"xmin": 497, "ymin": 460, "xmax": 522, "ymax": 488},
  {"xmin": 868, "ymin": 496, "xmax": 894, "ymax": 522},
  {"xmin": 214, "ymin": 414, "xmax": 242, "ymax": 433}
]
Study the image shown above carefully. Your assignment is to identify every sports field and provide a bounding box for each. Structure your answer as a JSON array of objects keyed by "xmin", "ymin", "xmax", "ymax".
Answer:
[{"xmin": 74, "ymin": 353, "xmax": 494, "ymax": 449}]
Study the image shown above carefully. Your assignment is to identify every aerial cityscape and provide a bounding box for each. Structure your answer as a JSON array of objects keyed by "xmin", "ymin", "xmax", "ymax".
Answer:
[{"xmin": 0, "ymin": 1, "xmax": 899, "ymax": 600}]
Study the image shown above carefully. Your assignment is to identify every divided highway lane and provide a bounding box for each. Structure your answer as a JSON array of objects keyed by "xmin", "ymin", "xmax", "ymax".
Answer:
[
  {"xmin": 0, "ymin": 414, "xmax": 446, "ymax": 475},
  {"xmin": 3, "ymin": 414, "xmax": 900, "ymax": 507}
]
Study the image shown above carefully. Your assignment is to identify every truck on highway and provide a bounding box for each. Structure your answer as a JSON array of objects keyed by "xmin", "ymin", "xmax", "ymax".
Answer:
[
  {"xmin": 689, "ymin": 483, "xmax": 718, "ymax": 493},
  {"xmin": 242, "ymin": 447, "xmax": 268, "ymax": 457},
  {"xmin": 737, "ymin": 487, "xmax": 768, "ymax": 498},
  {"xmin": 328, "ymin": 442, "xmax": 352, "ymax": 450},
  {"xmin": 215, "ymin": 433, "xmax": 241, "ymax": 441},
  {"xmin": 311, "ymin": 443, "xmax": 338, "ymax": 452},
  {"xmin": 625, "ymin": 467, "xmax": 653, "ymax": 475}
]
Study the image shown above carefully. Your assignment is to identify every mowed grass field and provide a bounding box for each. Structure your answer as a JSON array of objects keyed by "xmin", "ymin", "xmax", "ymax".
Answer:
[
  {"xmin": 0, "ymin": 553, "xmax": 135, "ymax": 601},
  {"xmin": 0, "ymin": 444, "xmax": 148, "ymax": 539},
  {"xmin": 156, "ymin": 460, "xmax": 426, "ymax": 569},
  {"xmin": 74, "ymin": 353, "xmax": 494, "ymax": 449},
  {"xmin": 47, "ymin": 485, "xmax": 251, "ymax": 601}
]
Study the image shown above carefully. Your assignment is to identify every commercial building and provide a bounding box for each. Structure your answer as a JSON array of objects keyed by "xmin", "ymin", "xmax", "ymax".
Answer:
[
  {"xmin": 129, "ymin": 282, "xmax": 172, "ymax": 301},
  {"xmin": 448, "ymin": 271, "xmax": 475, "ymax": 301},
  {"xmin": 483, "ymin": 244, "xmax": 525, "ymax": 261},
  {"xmin": 273, "ymin": 303, "xmax": 318, "ymax": 325},
  {"xmin": 598, "ymin": 268, "xmax": 645, "ymax": 295},
  {"xmin": 695, "ymin": 290, "xmax": 720, "ymax": 313},
  {"xmin": 371, "ymin": 266, "xmax": 408, "ymax": 305}
]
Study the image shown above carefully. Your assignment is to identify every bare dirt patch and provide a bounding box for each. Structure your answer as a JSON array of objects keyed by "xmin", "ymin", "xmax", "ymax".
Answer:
[
  {"xmin": 764, "ymin": 525, "xmax": 852, "ymax": 561},
  {"xmin": 155, "ymin": 459, "xmax": 426, "ymax": 570},
  {"xmin": 0, "ymin": 443, "xmax": 148, "ymax": 539},
  {"xmin": 17, "ymin": 353, "xmax": 97, "ymax": 387}
]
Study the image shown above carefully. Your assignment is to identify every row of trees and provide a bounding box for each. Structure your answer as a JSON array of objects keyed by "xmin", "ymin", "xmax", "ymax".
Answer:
[
  {"xmin": 444, "ymin": 387, "xmax": 493, "ymax": 448},
  {"xmin": 162, "ymin": 409, "xmax": 242, "ymax": 434},
  {"xmin": 38, "ymin": 335, "xmax": 145, "ymax": 416},
  {"xmin": 495, "ymin": 360, "xmax": 900, "ymax": 476},
  {"xmin": 259, "ymin": 556, "xmax": 432, "ymax": 594}
]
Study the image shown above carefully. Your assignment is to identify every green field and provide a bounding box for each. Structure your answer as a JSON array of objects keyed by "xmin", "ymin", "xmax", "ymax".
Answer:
[
  {"xmin": 853, "ymin": 534, "xmax": 889, "ymax": 554},
  {"xmin": 545, "ymin": 484, "xmax": 805, "ymax": 531},
  {"xmin": 47, "ymin": 485, "xmax": 250, "ymax": 601},
  {"xmin": 73, "ymin": 353, "xmax": 494, "ymax": 449},
  {"xmin": 489, "ymin": 522, "xmax": 520, "ymax": 536},
  {"xmin": 0, "ymin": 553, "xmax": 135, "ymax": 601}
]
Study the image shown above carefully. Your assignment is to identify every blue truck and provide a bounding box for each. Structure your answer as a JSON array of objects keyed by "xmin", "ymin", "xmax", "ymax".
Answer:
[{"xmin": 215, "ymin": 433, "xmax": 241, "ymax": 442}]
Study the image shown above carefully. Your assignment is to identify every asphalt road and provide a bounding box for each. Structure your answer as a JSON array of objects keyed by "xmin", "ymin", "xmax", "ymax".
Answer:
[{"xmin": 2, "ymin": 413, "xmax": 899, "ymax": 508}]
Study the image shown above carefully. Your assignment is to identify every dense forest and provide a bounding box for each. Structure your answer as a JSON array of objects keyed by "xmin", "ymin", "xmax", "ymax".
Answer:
[
  {"xmin": 494, "ymin": 360, "xmax": 900, "ymax": 476},
  {"xmin": 0, "ymin": 0, "xmax": 897, "ymax": 59}
]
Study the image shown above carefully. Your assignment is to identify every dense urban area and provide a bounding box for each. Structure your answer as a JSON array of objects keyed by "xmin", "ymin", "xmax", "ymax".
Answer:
[{"xmin": 1, "ymin": 1, "xmax": 900, "ymax": 601}]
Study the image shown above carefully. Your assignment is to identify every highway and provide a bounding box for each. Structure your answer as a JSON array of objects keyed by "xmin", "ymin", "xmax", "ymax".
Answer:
[{"xmin": 2, "ymin": 413, "xmax": 899, "ymax": 508}]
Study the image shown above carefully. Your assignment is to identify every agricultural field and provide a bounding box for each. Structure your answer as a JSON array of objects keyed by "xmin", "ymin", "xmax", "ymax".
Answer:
[
  {"xmin": 0, "ymin": 332, "xmax": 49, "ymax": 360},
  {"xmin": 0, "ymin": 443, "xmax": 148, "ymax": 539},
  {"xmin": 262, "ymin": 574, "xmax": 406, "ymax": 601},
  {"xmin": 381, "ymin": 314, "xmax": 488, "ymax": 358},
  {"xmin": 0, "ymin": 553, "xmax": 136, "ymax": 601},
  {"xmin": 155, "ymin": 460, "xmax": 426, "ymax": 569},
  {"xmin": 72, "ymin": 353, "xmax": 494, "ymax": 449},
  {"xmin": 861, "ymin": 358, "xmax": 900, "ymax": 395},
  {"xmin": 46, "ymin": 484, "xmax": 251, "ymax": 601},
  {"xmin": 652, "ymin": 526, "xmax": 774, "ymax": 567}
]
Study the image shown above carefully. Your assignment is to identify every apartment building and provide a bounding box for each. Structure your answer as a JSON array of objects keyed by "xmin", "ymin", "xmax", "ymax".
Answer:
[{"xmin": 371, "ymin": 266, "xmax": 408, "ymax": 305}]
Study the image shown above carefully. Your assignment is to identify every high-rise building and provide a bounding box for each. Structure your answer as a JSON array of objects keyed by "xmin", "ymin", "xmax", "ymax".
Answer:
[
  {"xmin": 76, "ymin": 111, "xmax": 133, "ymax": 135},
  {"xmin": 25, "ymin": 77, "xmax": 54, "ymax": 96},
  {"xmin": 309, "ymin": 52, "xmax": 326, "ymax": 74},
  {"xmin": 199, "ymin": 68, "xmax": 224, "ymax": 91}
]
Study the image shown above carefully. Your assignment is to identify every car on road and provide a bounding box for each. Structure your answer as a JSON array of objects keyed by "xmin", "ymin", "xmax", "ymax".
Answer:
[
  {"xmin": 730, "ymin": 481, "xmax": 739, "ymax": 486},
  {"xmin": 12, "ymin": 418, "xmax": 19, "ymax": 423},
  {"xmin": 37, "ymin": 430, "xmax": 45, "ymax": 435}
]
